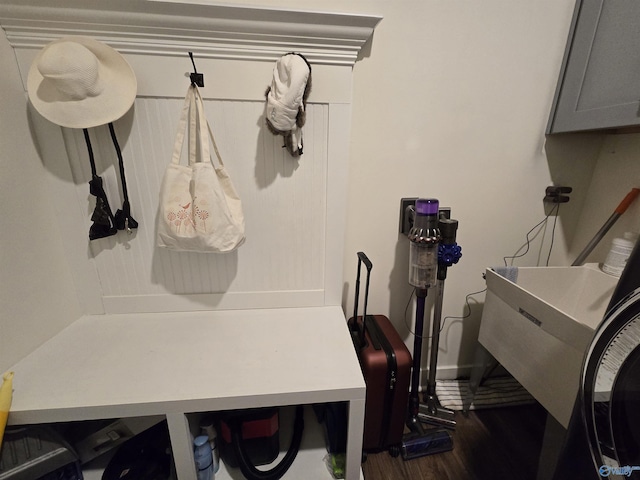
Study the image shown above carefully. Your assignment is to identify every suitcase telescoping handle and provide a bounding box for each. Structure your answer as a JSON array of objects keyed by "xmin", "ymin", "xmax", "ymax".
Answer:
[{"xmin": 351, "ymin": 251, "xmax": 373, "ymax": 349}]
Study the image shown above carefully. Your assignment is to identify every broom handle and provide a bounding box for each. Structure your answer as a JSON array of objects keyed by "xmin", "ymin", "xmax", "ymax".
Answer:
[{"xmin": 572, "ymin": 188, "xmax": 639, "ymax": 266}]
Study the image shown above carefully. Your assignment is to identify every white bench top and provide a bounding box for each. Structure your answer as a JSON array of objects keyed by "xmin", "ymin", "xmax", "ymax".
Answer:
[{"xmin": 8, "ymin": 306, "xmax": 366, "ymax": 425}]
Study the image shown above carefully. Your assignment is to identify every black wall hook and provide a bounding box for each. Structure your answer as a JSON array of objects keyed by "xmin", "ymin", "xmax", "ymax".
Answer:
[{"xmin": 188, "ymin": 52, "xmax": 204, "ymax": 87}]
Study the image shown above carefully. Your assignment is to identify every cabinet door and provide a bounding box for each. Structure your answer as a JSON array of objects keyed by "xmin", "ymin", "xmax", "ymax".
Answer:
[{"xmin": 548, "ymin": 0, "xmax": 640, "ymax": 133}]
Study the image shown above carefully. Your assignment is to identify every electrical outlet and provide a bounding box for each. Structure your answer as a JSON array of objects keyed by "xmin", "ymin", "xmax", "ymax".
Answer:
[
  {"xmin": 544, "ymin": 195, "xmax": 570, "ymax": 203},
  {"xmin": 399, "ymin": 198, "xmax": 451, "ymax": 235},
  {"xmin": 544, "ymin": 185, "xmax": 572, "ymax": 203}
]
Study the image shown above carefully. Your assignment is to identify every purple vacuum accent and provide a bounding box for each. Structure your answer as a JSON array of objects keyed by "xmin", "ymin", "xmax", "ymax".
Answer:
[{"xmin": 415, "ymin": 198, "xmax": 439, "ymax": 215}]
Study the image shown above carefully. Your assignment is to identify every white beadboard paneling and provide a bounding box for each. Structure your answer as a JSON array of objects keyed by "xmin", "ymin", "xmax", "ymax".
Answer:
[
  {"xmin": 1, "ymin": 2, "xmax": 368, "ymax": 315},
  {"xmin": 59, "ymin": 99, "xmax": 329, "ymax": 311},
  {"xmin": 324, "ymin": 103, "xmax": 352, "ymax": 305}
]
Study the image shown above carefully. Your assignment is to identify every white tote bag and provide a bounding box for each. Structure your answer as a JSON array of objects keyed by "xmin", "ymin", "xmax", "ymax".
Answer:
[{"xmin": 157, "ymin": 85, "xmax": 245, "ymax": 253}]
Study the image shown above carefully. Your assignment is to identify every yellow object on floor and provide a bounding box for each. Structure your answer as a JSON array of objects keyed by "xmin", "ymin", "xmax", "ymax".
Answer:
[{"xmin": 0, "ymin": 371, "xmax": 14, "ymax": 449}]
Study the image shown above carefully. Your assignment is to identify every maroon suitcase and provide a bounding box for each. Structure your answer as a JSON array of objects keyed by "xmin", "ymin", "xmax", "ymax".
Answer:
[{"xmin": 348, "ymin": 252, "xmax": 411, "ymax": 455}]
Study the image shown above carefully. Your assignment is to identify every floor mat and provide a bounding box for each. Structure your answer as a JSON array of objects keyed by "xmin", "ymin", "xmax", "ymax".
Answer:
[{"xmin": 435, "ymin": 376, "xmax": 535, "ymax": 411}]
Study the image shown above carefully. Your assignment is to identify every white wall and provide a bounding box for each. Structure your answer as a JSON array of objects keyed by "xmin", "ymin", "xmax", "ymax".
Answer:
[
  {"xmin": 342, "ymin": 1, "xmax": 601, "ymax": 378},
  {"xmin": 241, "ymin": 0, "xmax": 618, "ymax": 379},
  {"xmin": 0, "ymin": 30, "xmax": 82, "ymax": 372},
  {"xmin": 344, "ymin": 1, "xmax": 640, "ymax": 380}
]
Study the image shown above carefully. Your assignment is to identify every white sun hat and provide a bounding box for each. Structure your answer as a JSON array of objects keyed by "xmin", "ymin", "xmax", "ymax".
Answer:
[{"xmin": 27, "ymin": 36, "xmax": 137, "ymax": 129}]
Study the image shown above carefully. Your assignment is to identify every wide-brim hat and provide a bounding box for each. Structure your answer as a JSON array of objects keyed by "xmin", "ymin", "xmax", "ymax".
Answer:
[{"xmin": 27, "ymin": 36, "xmax": 137, "ymax": 129}]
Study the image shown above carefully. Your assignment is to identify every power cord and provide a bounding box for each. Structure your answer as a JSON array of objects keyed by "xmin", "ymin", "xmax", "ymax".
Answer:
[
  {"xmin": 403, "ymin": 286, "xmax": 487, "ymax": 338},
  {"xmin": 503, "ymin": 202, "xmax": 560, "ymax": 266},
  {"xmin": 441, "ymin": 287, "xmax": 488, "ymax": 326}
]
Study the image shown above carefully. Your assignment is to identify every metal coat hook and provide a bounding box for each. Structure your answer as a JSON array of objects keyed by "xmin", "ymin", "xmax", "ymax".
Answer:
[{"xmin": 188, "ymin": 52, "xmax": 204, "ymax": 87}]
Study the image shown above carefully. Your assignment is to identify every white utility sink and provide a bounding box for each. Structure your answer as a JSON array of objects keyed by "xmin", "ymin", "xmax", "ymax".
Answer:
[{"xmin": 478, "ymin": 265, "xmax": 618, "ymax": 428}]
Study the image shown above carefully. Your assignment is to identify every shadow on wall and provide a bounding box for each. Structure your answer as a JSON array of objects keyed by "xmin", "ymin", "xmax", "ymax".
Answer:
[
  {"xmin": 543, "ymin": 131, "xmax": 605, "ymax": 259},
  {"xmin": 388, "ymin": 234, "xmax": 441, "ymax": 384},
  {"xmin": 548, "ymin": 131, "xmax": 640, "ymax": 265},
  {"xmin": 254, "ymin": 104, "xmax": 299, "ymax": 189},
  {"xmin": 389, "ymin": 224, "xmax": 486, "ymax": 379},
  {"xmin": 28, "ymin": 101, "xmax": 135, "ymax": 183},
  {"xmin": 340, "ymin": 244, "xmax": 417, "ymax": 343},
  {"xmin": 356, "ymin": 28, "xmax": 376, "ymax": 62},
  {"xmin": 389, "ymin": 233, "xmax": 420, "ymax": 345},
  {"xmin": 28, "ymin": 103, "xmax": 139, "ymax": 258},
  {"xmin": 449, "ymin": 291, "xmax": 485, "ymax": 374}
]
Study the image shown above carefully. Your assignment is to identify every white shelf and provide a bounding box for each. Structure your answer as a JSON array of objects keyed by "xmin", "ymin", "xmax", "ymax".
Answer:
[
  {"xmin": 79, "ymin": 409, "xmax": 364, "ymax": 480},
  {"xmin": 213, "ymin": 407, "xmax": 363, "ymax": 480},
  {"xmin": 7, "ymin": 306, "xmax": 366, "ymax": 480}
]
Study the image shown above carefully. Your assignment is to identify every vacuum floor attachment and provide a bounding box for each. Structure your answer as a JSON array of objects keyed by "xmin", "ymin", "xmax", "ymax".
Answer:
[
  {"xmin": 418, "ymin": 396, "xmax": 457, "ymax": 429},
  {"xmin": 401, "ymin": 429, "xmax": 453, "ymax": 460}
]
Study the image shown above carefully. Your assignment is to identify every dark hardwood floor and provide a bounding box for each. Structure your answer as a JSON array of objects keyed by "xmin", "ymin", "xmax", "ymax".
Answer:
[{"xmin": 362, "ymin": 402, "xmax": 548, "ymax": 480}]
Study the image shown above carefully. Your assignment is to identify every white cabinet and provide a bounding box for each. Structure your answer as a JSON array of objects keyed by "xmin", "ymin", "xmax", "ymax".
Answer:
[{"xmin": 548, "ymin": 0, "xmax": 640, "ymax": 133}]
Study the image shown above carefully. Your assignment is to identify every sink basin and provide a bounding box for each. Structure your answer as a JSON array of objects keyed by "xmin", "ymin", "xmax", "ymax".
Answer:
[{"xmin": 478, "ymin": 265, "xmax": 618, "ymax": 428}]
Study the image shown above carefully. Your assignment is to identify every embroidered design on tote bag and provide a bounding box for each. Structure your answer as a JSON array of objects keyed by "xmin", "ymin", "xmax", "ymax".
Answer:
[
  {"xmin": 157, "ymin": 85, "xmax": 245, "ymax": 253},
  {"xmin": 165, "ymin": 199, "xmax": 211, "ymax": 233}
]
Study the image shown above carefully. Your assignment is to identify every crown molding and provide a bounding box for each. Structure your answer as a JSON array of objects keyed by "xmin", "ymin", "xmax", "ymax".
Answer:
[{"xmin": 0, "ymin": 0, "xmax": 381, "ymax": 66}]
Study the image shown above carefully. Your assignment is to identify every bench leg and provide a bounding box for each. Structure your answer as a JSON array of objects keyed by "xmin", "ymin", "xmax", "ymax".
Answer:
[{"xmin": 464, "ymin": 343, "xmax": 498, "ymax": 414}]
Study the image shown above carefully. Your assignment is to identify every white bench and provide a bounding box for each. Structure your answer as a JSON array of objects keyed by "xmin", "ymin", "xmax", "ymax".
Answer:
[{"xmin": 7, "ymin": 306, "xmax": 366, "ymax": 479}]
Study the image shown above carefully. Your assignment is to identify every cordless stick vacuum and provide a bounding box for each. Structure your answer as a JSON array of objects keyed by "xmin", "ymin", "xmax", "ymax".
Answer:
[
  {"xmin": 401, "ymin": 199, "xmax": 454, "ymax": 460},
  {"xmin": 418, "ymin": 217, "xmax": 462, "ymax": 428}
]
